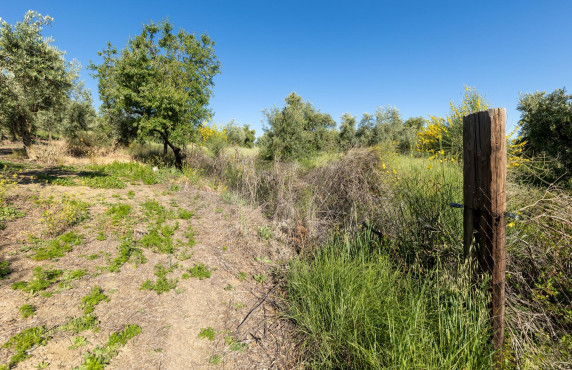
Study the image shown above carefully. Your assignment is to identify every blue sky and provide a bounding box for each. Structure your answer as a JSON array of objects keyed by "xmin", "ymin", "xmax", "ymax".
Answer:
[{"xmin": 2, "ymin": 1, "xmax": 571, "ymax": 135}]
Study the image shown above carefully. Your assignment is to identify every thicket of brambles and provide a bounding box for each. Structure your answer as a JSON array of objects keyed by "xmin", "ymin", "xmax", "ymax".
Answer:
[{"xmin": 1, "ymin": 10, "xmax": 571, "ymax": 369}]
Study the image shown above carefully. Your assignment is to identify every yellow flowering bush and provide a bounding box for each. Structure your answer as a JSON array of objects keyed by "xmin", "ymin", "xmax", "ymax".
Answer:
[
  {"xmin": 197, "ymin": 121, "xmax": 228, "ymax": 157},
  {"xmin": 417, "ymin": 87, "xmax": 489, "ymax": 158}
]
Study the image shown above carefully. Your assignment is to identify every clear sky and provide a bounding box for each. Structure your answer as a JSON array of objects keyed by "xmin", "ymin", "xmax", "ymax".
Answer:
[{"xmin": 2, "ymin": 1, "xmax": 571, "ymax": 135}]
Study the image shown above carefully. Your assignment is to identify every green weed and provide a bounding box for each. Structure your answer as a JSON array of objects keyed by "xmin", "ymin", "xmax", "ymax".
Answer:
[
  {"xmin": 96, "ymin": 231, "xmax": 106, "ymax": 241},
  {"xmin": 108, "ymin": 237, "xmax": 146, "ymax": 272},
  {"xmin": 224, "ymin": 284, "xmax": 233, "ymax": 291},
  {"xmin": 140, "ymin": 263, "xmax": 178, "ymax": 294},
  {"xmin": 258, "ymin": 225, "xmax": 273, "ymax": 240},
  {"xmin": 12, "ymin": 267, "xmax": 63, "ymax": 294},
  {"xmin": 188, "ymin": 263, "xmax": 211, "ymax": 280},
  {"xmin": 32, "ymin": 231, "xmax": 83, "ymax": 260},
  {"xmin": 105, "ymin": 203, "xmax": 132, "ymax": 225},
  {"xmin": 236, "ymin": 272, "xmax": 247, "ymax": 281},
  {"xmin": 19, "ymin": 304, "xmax": 36, "ymax": 318},
  {"xmin": 1, "ymin": 326, "xmax": 50, "ymax": 369},
  {"xmin": 69, "ymin": 336, "xmax": 88, "ymax": 349},
  {"xmin": 87, "ymin": 161, "xmax": 159, "ymax": 185},
  {"xmin": 82, "ymin": 286, "xmax": 110, "ymax": 315},
  {"xmin": 0, "ymin": 260, "xmax": 11, "ymax": 279},
  {"xmin": 40, "ymin": 195, "xmax": 89, "ymax": 236},
  {"xmin": 198, "ymin": 327, "xmax": 215, "ymax": 341},
  {"xmin": 209, "ymin": 354, "xmax": 223, "ymax": 365},
  {"xmin": 81, "ymin": 174, "xmax": 126, "ymax": 189},
  {"xmin": 61, "ymin": 314, "xmax": 99, "ymax": 334},
  {"xmin": 224, "ymin": 336, "xmax": 247, "ymax": 352},
  {"xmin": 253, "ymin": 273, "xmax": 268, "ymax": 284},
  {"xmin": 79, "ymin": 324, "xmax": 141, "ymax": 369},
  {"xmin": 35, "ymin": 174, "xmax": 76, "ymax": 186},
  {"xmin": 177, "ymin": 208, "xmax": 193, "ymax": 220},
  {"xmin": 127, "ymin": 190, "xmax": 135, "ymax": 199}
]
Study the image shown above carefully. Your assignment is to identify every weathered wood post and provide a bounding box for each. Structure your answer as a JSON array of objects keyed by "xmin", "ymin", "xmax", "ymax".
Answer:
[{"xmin": 463, "ymin": 108, "xmax": 507, "ymax": 365}]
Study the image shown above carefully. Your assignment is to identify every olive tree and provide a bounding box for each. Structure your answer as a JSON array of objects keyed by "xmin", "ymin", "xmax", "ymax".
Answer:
[
  {"xmin": 0, "ymin": 11, "xmax": 74, "ymax": 157},
  {"xmin": 90, "ymin": 20, "xmax": 220, "ymax": 169}
]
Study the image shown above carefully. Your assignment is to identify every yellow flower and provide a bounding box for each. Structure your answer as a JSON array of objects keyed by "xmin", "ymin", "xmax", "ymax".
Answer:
[
  {"xmin": 382, "ymin": 163, "xmax": 386, "ymax": 170},
  {"xmin": 508, "ymin": 222, "xmax": 515, "ymax": 228}
]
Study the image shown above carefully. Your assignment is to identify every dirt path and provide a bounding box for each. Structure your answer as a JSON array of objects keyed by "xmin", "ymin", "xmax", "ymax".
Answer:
[{"xmin": 0, "ymin": 151, "xmax": 294, "ymax": 369}]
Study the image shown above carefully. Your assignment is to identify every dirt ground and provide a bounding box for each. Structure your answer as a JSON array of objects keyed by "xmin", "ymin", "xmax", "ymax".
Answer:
[{"xmin": 0, "ymin": 142, "xmax": 296, "ymax": 369}]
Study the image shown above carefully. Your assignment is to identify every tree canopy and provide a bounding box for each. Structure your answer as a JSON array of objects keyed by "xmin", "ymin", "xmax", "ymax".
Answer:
[
  {"xmin": 259, "ymin": 92, "xmax": 336, "ymax": 161},
  {"xmin": 517, "ymin": 88, "xmax": 572, "ymax": 174},
  {"xmin": 0, "ymin": 11, "xmax": 76, "ymax": 157},
  {"xmin": 89, "ymin": 19, "xmax": 220, "ymax": 169}
]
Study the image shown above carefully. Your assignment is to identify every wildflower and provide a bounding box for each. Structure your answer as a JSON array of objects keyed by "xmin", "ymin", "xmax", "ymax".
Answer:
[{"xmin": 508, "ymin": 222, "xmax": 515, "ymax": 228}]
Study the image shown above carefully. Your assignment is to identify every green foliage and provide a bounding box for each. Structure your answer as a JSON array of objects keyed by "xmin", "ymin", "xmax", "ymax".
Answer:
[
  {"xmin": 198, "ymin": 327, "xmax": 215, "ymax": 341},
  {"xmin": 355, "ymin": 106, "xmax": 419, "ymax": 152},
  {"xmin": 140, "ymin": 263, "xmax": 178, "ymax": 294},
  {"xmin": 89, "ymin": 19, "xmax": 221, "ymax": 169},
  {"xmin": 338, "ymin": 113, "xmax": 357, "ymax": 151},
  {"xmin": 81, "ymin": 174, "xmax": 126, "ymax": 189},
  {"xmin": 0, "ymin": 11, "xmax": 76, "ymax": 156},
  {"xmin": 87, "ymin": 161, "xmax": 159, "ymax": 185},
  {"xmin": 32, "ymin": 231, "xmax": 83, "ymax": 260},
  {"xmin": 225, "ymin": 120, "xmax": 256, "ymax": 148},
  {"xmin": 35, "ymin": 174, "xmax": 77, "ymax": 186},
  {"xmin": 236, "ymin": 271, "xmax": 247, "ymax": 281},
  {"xmin": 12, "ymin": 267, "xmax": 63, "ymax": 294},
  {"xmin": 0, "ymin": 260, "xmax": 10, "ymax": 279},
  {"xmin": 224, "ymin": 336, "xmax": 247, "ymax": 352},
  {"xmin": 259, "ymin": 92, "xmax": 337, "ymax": 161},
  {"xmin": 79, "ymin": 325, "xmax": 141, "ymax": 369},
  {"xmin": 177, "ymin": 208, "xmax": 193, "ymax": 220},
  {"xmin": 107, "ymin": 237, "xmax": 145, "ymax": 272},
  {"xmin": 417, "ymin": 87, "xmax": 488, "ymax": 158},
  {"xmin": 1, "ymin": 326, "xmax": 50, "ymax": 368},
  {"xmin": 517, "ymin": 88, "xmax": 572, "ymax": 178},
  {"xmin": 39, "ymin": 195, "xmax": 89, "ymax": 236},
  {"xmin": 286, "ymin": 232, "xmax": 494, "ymax": 369},
  {"xmin": 257, "ymin": 225, "xmax": 273, "ymax": 240},
  {"xmin": 105, "ymin": 203, "xmax": 132, "ymax": 225},
  {"xmin": 81, "ymin": 286, "xmax": 110, "ymax": 315},
  {"xmin": 19, "ymin": 304, "xmax": 36, "ymax": 318},
  {"xmin": 253, "ymin": 273, "xmax": 268, "ymax": 284},
  {"xmin": 69, "ymin": 336, "xmax": 88, "ymax": 349},
  {"xmin": 188, "ymin": 263, "xmax": 211, "ymax": 280},
  {"xmin": 61, "ymin": 314, "xmax": 99, "ymax": 334}
]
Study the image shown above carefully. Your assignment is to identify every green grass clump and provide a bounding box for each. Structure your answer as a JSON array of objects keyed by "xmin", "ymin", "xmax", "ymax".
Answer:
[
  {"xmin": 82, "ymin": 286, "xmax": 110, "ymax": 315},
  {"xmin": 105, "ymin": 203, "xmax": 132, "ymax": 225},
  {"xmin": 140, "ymin": 263, "xmax": 178, "ymax": 294},
  {"xmin": 0, "ymin": 205, "xmax": 24, "ymax": 230},
  {"xmin": 87, "ymin": 161, "xmax": 159, "ymax": 185},
  {"xmin": 61, "ymin": 314, "xmax": 99, "ymax": 334},
  {"xmin": 138, "ymin": 223, "xmax": 179, "ymax": 254},
  {"xmin": 198, "ymin": 327, "xmax": 215, "ymax": 341},
  {"xmin": 12, "ymin": 267, "xmax": 63, "ymax": 294},
  {"xmin": 107, "ymin": 237, "xmax": 146, "ymax": 272},
  {"xmin": 19, "ymin": 304, "xmax": 36, "ymax": 318},
  {"xmin": 81, "ymin": 174, "xmax": 126, "ymax": 189},
  {"xmin": 79, "ymin": 324, "xmax": 141, "ymax": 368},
  {"xmin": 253, "ymin": 273, "xmax": 268, "ymax": 284},
  {"xmin": 35, "ymin": 174, "xmax": 76, "ymax": 186},
  {"xmin": 69, "ymin": 336, "xmax": 88, "ymax": 349},
  {"xmin": 141, "ymin": 199, "xmax": 170, "ymax": 225},
  {"xmin": 40, "ymin": 195, "xmax": 89, "ymax": 236},
  {"xmin": 285, "ymin": 232, "xmax": 494, "ymax": 369},
  {"xmin": 177, "ymin": 208, "xmax": 193, "ymax": 220},
  {"xmin": 224, "ymin": 336, "xmax": 247, "ymax": 352},
  {"xmin": 1, "ymin": 326, "xmax": 50, "ymax": 368},
  {"xmin": 32, "ymin": 231, "xmax": 83, "ymax": 260},
  {"xmin": 188, "ymin": 263, "xmax": 211, "ymax": 280},
  {"xmin": 258, "ymin": 225, "xmax": 273, "ymax": 240},
  {"xmin": 0, "ymin": 260, "xmax": 11, "ymax": 279}
]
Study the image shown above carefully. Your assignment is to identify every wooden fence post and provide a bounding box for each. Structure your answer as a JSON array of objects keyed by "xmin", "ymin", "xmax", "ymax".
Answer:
[{"xmin": 463, "ymin": 108, "xmax": 507, "ymax": 365}]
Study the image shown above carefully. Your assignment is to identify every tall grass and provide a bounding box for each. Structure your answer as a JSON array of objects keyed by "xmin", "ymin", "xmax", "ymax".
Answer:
[{"xmin": 286, "ymin": 231, "xmax": 494, "ymax": 369}]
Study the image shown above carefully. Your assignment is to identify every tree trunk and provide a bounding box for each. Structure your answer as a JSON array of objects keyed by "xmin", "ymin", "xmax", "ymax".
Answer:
[
  {"xmin": 18, "ymin": 115, "xmax": 37, "ymax": 160},
  {"xmin": 163, "ymin": 141, "xmax": 168, "ymax": 156}
]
